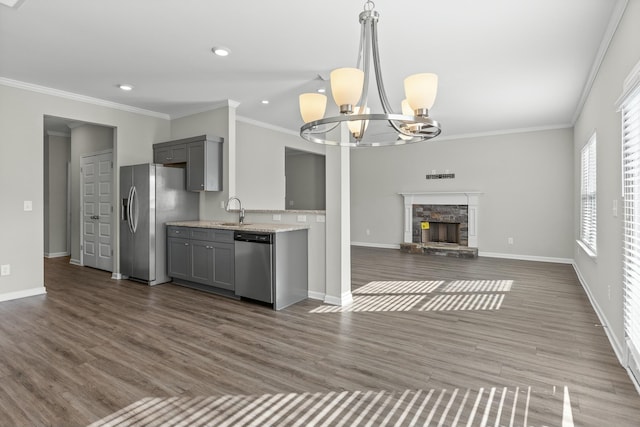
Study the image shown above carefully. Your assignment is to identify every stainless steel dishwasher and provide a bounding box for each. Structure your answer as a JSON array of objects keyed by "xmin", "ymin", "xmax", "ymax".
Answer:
[{"xmin": 234, "ymin": 231, "xmax": 274, "ymax": 303}]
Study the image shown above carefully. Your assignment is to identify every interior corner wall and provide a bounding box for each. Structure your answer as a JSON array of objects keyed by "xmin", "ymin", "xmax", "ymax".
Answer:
[
  {"xmin": 573, "ymin": 0, "xmax": 640, "ymax": 359},
  {"xmin": 44, "ymin": 133, "xmax": 71, "ymax": 257},
  {"xmin": 170, "ymin": 107, "xmax": 232, "ymax": 221},
  {"xmin": 350, "ymin": 127, "xmax": 575, "ymax": 260},
  {"xmin": 0, "ymin": 83, "xmax": 170, "ymax": 300}
]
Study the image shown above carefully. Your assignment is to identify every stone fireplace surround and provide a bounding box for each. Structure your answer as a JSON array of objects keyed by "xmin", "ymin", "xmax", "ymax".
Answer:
[{"xmin": 400, "ymin": 192, "xmax": 481, "ymax": 248}]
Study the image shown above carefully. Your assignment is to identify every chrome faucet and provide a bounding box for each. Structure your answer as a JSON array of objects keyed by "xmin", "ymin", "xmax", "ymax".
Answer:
[{"xmin": 225, "ymin": 196, "xmax": 245, "ymax": 224}]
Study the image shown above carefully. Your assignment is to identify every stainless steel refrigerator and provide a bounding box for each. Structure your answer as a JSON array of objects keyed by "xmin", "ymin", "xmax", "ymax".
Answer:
[{"xmin": 120, "ymin": 163, "xmax": 198, "ymax": 285}]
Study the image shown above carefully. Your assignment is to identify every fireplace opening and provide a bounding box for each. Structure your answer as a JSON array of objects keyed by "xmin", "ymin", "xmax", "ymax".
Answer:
[{"xmin": 422, "ymin": 222, "xmax": 461, "ymax": 244}]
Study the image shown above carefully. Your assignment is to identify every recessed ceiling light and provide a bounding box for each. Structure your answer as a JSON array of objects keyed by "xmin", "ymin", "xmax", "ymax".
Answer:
[
  {"xmin": 212, "ymin": 46, "xmax": 231, "ymax": 57},
  {"xmin": 118, "ymin": 84, "xmax": 134, "ymax": 91},
  {"xmin": 261, "ymin": 100, "xmax": 270, "ymax": 105},
  {"xmin": 317, "ymin": 88, "xmax": 326, "ymax": 93}
]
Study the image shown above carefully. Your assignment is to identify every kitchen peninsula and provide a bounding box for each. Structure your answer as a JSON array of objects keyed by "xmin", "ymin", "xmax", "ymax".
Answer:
[{"xmin": 166, "ymin": 220, "xmax": 309, "ymax": 310}]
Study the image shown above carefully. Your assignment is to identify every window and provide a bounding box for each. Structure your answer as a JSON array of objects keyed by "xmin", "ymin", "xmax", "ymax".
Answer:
[
  {"xmin": 622, "ymin": 75, "xmax": 640, "ymax": 377},
  {"xmin": 580, "ymin": 133, "xmax": 597, "ymax": 255}
]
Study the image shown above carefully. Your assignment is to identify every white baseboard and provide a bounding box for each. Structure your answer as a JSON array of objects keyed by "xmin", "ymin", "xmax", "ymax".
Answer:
[
  {"xmin": 44, "ymin": 252, "xmax": 70, "ymax": 258},
  {"xmin": 479, "ymin": 251, "xmax": 574, "ymax": 264},
  {"xmin": 572, "ymin": 263, "xmax": 626, "ymax": 366},
  {"xmin": 307, "ymin": 291, "xmax": 325, "ymax": 301},
  {"xmin": 0, "ymin": 286, "xmax": 47, "ymax": 302},
  {"xmin": 111, "ymin": 273, "xmax": 124, "ymax": 280},
  {"xmin": 69, "ymin": 258, "xmax": 81, "ymax": 266},
  {"xmin": 324, "ymin": 291, "xmax": 353, "ymax": 306},
  {"xmin": 351, "ymin": 242, "xmax": 401, "ymax": 249}
]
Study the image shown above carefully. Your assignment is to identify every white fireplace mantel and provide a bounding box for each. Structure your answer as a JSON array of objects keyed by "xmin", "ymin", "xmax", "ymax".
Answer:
[{"xmin": 399, "ymin": 192, "xmax": 482, "ymax": 247}]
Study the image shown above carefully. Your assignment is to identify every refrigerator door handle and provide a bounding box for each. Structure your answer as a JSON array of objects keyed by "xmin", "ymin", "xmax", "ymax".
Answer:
[
  {"xmin": 127, "ymin": 186, "xmax": 135, "ymax": 234},
  {"xmin": 131, "ymin": 185, "xmax": 139, "ymax": 233}
]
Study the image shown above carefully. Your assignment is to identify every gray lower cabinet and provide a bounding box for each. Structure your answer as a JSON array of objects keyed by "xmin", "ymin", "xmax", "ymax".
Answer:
[
  {"xmin": 167, "ymin": 236, "xmax": 190, "ymax": 280},
  {"xmin": 167, "ymin": 226, "xmax": 234, "ymax": 292}
]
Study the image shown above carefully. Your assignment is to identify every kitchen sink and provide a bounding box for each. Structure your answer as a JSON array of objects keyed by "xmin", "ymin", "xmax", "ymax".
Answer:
[{"xmin": 220, "ymin": 222, "xmax": 251, "ymax": 226}]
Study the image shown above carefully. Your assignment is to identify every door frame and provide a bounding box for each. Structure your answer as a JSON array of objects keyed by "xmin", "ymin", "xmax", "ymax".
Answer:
[{"xmin": 79, "ymin": 148, "xmax": 114, "ymax": 271}]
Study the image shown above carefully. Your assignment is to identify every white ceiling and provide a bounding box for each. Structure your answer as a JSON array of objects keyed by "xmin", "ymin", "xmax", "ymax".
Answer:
[{"xmin": 0, "ymin": 0, "xmax": 625, "ymax": 138}]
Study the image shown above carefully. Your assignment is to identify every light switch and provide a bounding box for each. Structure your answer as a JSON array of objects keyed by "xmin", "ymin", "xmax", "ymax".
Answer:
[
  {"xmin": 0, "ymin": 264, "xmax": 10, "ymax": 276},
  {"xmin": 24, "ymin": 201, "xmax": 32, "ymax": 211}
]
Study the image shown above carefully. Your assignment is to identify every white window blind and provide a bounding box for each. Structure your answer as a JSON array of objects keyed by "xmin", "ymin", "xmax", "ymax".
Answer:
[
  {"xmin": 580, "ymin": 134, "xmax": 597, "ymax": 254},
  {"xmin": 623, "ymin": 84, "xmax": 640, "ymax": 368}
]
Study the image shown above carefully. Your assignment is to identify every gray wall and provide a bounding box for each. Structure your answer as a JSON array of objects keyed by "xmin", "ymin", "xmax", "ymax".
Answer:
[
  {"xmin": 285, "ymin": 149, "xmax": 326, "ymax": 210},
  {"xmin": 0, "ymin": 83, "xmax": 170, "ymax": 300},
  {"xmin": 350, "ymin": 127, "xmax": 575, "ymax": 260},
  {"xmin": 69, "ymin": 124, "xmax": 114, "ymax": 264},
  {"xmin": 44, "ymin": 132, "xmax": 71, "ymax": 257},
  {"xmin": 573, "ymin": 0, "xmax": 640, "ymax": 360}
]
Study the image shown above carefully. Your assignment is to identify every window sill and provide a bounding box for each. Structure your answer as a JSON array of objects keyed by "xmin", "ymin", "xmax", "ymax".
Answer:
[{"xmin": 577, "ymin": 240, "xmax": 597, "ymax": 259}]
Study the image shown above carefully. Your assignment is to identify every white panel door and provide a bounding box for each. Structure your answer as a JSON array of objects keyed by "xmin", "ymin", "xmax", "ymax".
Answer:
[{"xmin": 81, "ymin": 151, "xmax": 113, "ymax": 271}]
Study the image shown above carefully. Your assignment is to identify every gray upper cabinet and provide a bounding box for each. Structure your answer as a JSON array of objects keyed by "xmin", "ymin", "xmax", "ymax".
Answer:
[
  {"xmin": 153, "ymin": 142, "xmax": 187, "ymax": 164},
  {"xmin": 153, "ymin": 135, "xmax": 223, "ymax": 192}
]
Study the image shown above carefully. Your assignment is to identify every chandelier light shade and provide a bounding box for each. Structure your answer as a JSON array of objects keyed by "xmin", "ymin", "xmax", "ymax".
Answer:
[
  {"xmin": 299, "ymin": 0, "xmax": 442, "ymax": 147},
  {"xmin": 330, "ymin": 68, "xmax": 365, "ymax": 113},
  {"xmin": 347, "ymin": 106, "xmax": 370, "ymax": 138},
  {"xmin": 299, "ymin": 93, "xmax": 328, "ymax": 123},
  {"xmin": 404, "ymin": 73, "xmax": 438, "ymax": 112}
]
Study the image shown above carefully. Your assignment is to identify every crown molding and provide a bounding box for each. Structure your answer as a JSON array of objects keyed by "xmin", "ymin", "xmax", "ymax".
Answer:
[
  {"xmin": 434, "ymin": 123, "xmax": 573, "ymax": 142},
  {"xmin": 236, "ymin": 115, "xmax": 299, "ymax": 137},
  {"xmin": 170, "ymin": 99, "xmax": 242, "ymax": 120},
  {"xmin": 571, "ymin": 0, "xmax": 628, "ymax": 124},
  {"xmin": 0, "ymin": 77, "xmax": 170, "ymax": 120}
]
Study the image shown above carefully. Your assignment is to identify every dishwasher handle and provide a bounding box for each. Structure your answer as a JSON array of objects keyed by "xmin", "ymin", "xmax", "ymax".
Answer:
[{"xmin": 234, "ymin": 232, "xmax": 273, "ymax": 244}]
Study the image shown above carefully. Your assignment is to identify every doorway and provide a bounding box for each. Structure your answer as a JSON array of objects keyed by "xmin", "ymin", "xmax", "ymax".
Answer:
[{"xmin": 43, "ymin": 116, "xmax": 116, "ymax": 272}]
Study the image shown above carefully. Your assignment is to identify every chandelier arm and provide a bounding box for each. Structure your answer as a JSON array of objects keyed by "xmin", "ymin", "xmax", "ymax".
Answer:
[
  {"xmin": 371, "ymin": 18, "xmax": 394, "ymax": 115},
  {"xmin": 356, "ymin": 17, "xmax": 366, "ymax": 70},
  {"xmin": 355, "ymin": 13, "xmax": 374, "ymax": 139}
]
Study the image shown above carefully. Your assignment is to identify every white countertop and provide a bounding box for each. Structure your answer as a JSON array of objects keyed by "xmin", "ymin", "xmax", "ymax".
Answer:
[{"xmin": 166, "ymin": 220, "xmax": 309, "ymax": 233}]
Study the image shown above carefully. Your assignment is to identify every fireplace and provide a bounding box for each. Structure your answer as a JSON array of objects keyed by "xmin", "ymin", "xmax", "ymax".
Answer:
[
  {"xmin": 399, "ymin": 192, "xmax": 480, "ymax": 248},
  {"xmin": 413, "ymin": 204, "xmax": 468, "ymax": 245}
]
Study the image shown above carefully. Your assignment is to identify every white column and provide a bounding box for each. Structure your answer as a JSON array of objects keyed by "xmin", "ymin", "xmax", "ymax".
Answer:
[{"xmin": 324, "ymin": 124, "xmax": 353, "ymax": 306}]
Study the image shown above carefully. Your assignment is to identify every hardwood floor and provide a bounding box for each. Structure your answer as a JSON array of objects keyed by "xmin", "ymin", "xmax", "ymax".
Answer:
[{"xmin": 0, "ymin": 248, "xmax": 639, "ymax": 426}]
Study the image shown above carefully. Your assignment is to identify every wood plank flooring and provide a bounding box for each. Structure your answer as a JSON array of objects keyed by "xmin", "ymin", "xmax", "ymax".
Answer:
[{"xmin": 0, "ymin": 247, "xmax": 638, "ymax": 426}]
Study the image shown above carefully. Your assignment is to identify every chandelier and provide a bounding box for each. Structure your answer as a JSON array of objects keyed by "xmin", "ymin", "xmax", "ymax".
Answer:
[{"xmin": 299, "ymin": 1, "xmax": 442, "ymax": 147}]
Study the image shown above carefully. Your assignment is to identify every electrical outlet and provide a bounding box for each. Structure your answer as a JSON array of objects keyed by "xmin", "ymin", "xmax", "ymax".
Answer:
[
  {"xmin": 220, "ymin": 200, "xmax": 225, "ymax": 209},
  {"xmin": 272, "ymin": 214, "xmax": 281, "ymax": 221},
  {"xmin": 316, "ymin": 215, "xmax": 325, "ymax": 223},
  {"xmin": 297, "ymin": 215, "xmax": 307, "ymax": 222},
  {"xmin": 24, "ymin": 200, "xmax": 32, "ymax": 211},
  {"xmin": 1, "ymin": 264, "xmax": 10, "ymax": 276},
  {"xmin": 508, "ymin": 237, "xmax": 514, "ymax": 245}
]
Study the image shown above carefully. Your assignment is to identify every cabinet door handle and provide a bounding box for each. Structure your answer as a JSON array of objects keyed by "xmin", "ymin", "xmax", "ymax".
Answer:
[{"xmin": 184, "ymin": 243, "xmax": 189, "ymax": 246}]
